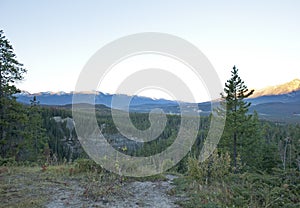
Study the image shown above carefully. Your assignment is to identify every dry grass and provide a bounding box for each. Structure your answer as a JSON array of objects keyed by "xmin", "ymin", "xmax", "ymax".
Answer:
[{"xmin": 0, "ymin": 165, "xmax": 121, "ymax": 207}]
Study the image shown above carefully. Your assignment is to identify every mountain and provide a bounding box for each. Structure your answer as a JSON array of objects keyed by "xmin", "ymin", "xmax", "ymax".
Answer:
[
  {"xmin": 16, "ymin": 91, "xmax": 211, "ymax": 115},
  {"xmin": 16, "ymin": 91, "xmax": 178, "ymax": 110},
  {"xmin": 15, "ymin": 78, "xmax": 300, "ymax": 123},
  {"xmin": 249, "ymin": 101, "xmax": 300, "ymax": 123},
  {"xmin": 246, "ymin": 79, "xmax": 300, "ymax": 123},
  {"xmin": 247, "ymin": 89, "xmax": 300, "ymax": 105},
  {"xmin": 251, "ymin": 79, "xmax": 300, "ymax": 98}
]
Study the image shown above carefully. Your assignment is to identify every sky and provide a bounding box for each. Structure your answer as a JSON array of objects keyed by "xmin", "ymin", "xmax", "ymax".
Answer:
[{"xmin": 1, "ymin": 0, "xmax": 300, "ymax": 102}]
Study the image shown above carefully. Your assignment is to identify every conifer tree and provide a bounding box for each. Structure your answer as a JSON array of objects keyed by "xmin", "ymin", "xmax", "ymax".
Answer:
[
  {"xmin": 0, "ymin": 30, "xmax": 27, "ymax": 157},
  {"xmin": 220, "ymin": 65, "xmax": 254, "ymax": 172},
  {"xmin": 22, "ymin": 96, "xmax": 48, "ymax": 161}
]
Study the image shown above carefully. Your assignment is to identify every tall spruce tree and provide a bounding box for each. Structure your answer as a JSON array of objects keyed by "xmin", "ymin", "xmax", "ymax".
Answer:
[
  {"xmin": 0, "ymin": 30, "xmax": 26, "ymax": 98},
  {"xmin": 22, "ymin": 96, "xmax": 48, "ymax": 162},
  {"xmin": 220, "ymin": 66, "xmax": 254, "ymax": 172},
  {"xmin": 0, "ymin": 30, "xmax": 27, "ymax": 157}
]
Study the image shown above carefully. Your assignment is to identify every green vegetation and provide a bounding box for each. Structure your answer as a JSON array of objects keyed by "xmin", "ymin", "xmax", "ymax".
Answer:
[
  {"xmin": 175, "ymin": 66, "xmax": 300, "ymax": 207},
  {"xmin": 0, "ymin": 30, "xmax": 299, "ymax": 207},
  {"xmin": 219, "ymin": 65, "xmax": 255, "ymax": 172},
  {"xmin": 0, "ymin": 161, "xmax": 124, "ymax": 207},
  {"xmin": 173, "ymin": 168, "xmax": 300, "ymax": 207},
  {"xmin": 0, "ymin": 29, "xmax": 27, "ymax": 160}
]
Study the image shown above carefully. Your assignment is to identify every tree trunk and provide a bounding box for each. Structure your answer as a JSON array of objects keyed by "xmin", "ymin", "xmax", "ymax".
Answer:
[{"xmin": 282, "ymin": 137, "xmax": 290, "ymax": 170}]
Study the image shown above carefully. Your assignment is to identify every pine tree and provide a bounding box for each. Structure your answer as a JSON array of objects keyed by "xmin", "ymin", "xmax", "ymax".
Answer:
[
  {"xmin": 0, "ymin": 30, "xmax": 27, "ymax": 157},
  {"xmin": 220, "ymin": 65, "xmax": 254, "ymax": 172},
  {"xmin": 22, "ymin": 96, "xmax": 48, "ymax": 161},
  {"xmin": 0, "ymin": 30, "xmax": 26, "ymax": 98}
]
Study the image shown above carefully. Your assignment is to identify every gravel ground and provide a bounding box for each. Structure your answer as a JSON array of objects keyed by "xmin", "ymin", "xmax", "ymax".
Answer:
[
  {"xmin": 46, "ymin": 174, "xmax": 181, "ymax": 208},
  {"xmin": 0, "ymin": 166, "xmax": 183, "ymax": 208}
]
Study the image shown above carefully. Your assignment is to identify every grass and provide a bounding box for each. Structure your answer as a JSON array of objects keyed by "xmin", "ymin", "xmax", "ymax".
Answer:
[
  {"xmin": 171, "ymin": 169, "xmax": 300, "ymax": 208},
  {"xmin": 125, "ymin": 173, "xmax": 168, "ymax": 182},
  {"xmin": 0, "ymin": 166, "xmax": 49, "ymax": 207},
  {"xmin": 0, "ymin": 164, "xmax": 122, "ymax": 207},
  {"xmin": 0, "ymin": 162, "xmax": 175, "ymax": 207},
  {"xmin": 8, "ymin": 164, "xmax": 297, "ymax": 208}
]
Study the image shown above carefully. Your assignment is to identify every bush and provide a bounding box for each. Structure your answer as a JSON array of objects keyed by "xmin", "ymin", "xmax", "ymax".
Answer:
[
  {"xmin": 176, "ymin": 169, "xmax": 300, "ymax": 207},
  {"xmin": 188, "ymin": 150, "xmax": 231, "ymax": 184},
  {"xmin": 0, "ymin": 156, "xmax": 17, "ymax": 166},
  {"xmin": 74, "ymin": 158, "xmax": 103, "ymax": 173},
  {"xmin": 226, "ymin": 170, "xmax": 300, "ymax": 207}
]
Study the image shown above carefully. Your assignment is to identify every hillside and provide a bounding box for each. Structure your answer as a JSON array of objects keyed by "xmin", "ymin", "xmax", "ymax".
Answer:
[
  {"xmin": 15, "ymin": 79, "xmax": 300, "ymax": 123},
  {"xmin": 251, "ymin": 78, "xmax": 300, "ymax": 98},
  {"xmin": 16, "ymin": 91, "xmax": 177, "ymax": 109}
]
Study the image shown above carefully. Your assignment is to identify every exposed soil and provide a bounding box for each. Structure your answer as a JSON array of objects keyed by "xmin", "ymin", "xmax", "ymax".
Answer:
[
  {"xmin": 46, "ymin": 175, "xmax": 180, "ymax": 208},
  {"xmin": 0, "ymin": 166, "xmax": 183, "ymax": 208}
]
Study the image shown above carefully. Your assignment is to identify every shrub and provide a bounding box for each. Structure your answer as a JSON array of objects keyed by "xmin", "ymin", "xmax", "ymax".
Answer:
[
  {"xmin": 74, "ymin": 158, "xmax": 103, "ymax": 173},
  {"xmin": 188, "ymin": 149, "xmax": 231, "ymax": 184},
  {"xmin": 0, "ymin": 156, "xmax": 17, "ymax": 166}
]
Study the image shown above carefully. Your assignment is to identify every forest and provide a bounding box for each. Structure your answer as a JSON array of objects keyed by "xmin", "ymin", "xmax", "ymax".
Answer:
[{"xmin": 1, "ymin": 29, "xmax": 300, "ymax": 207}]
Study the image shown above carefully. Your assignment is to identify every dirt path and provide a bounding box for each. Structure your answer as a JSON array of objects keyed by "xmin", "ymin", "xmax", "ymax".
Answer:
[
  {"xmin": 105, "ymin": 175, "xmax": 180, "ymax": 208},
  {"xmin": 1, "ymin": 167, "xmax": 183, "ymax": 207},
  {"xmin": 46, "ymin": 175, "xmax": 180, "ymax": 208}
]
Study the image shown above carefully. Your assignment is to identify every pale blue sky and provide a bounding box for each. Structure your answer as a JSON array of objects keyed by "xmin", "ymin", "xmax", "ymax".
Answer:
[{"xmin": 1, "ymin": 0, "xmax": 300, "ymax": 100}]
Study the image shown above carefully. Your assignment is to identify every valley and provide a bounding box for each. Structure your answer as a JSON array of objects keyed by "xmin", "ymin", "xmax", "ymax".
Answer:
[{"xmin": 16, "ymin": 79, "xmax": 300, "ymax": 123}]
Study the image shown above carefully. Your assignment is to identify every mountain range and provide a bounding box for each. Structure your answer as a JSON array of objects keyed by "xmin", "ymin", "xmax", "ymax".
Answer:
[
  {"xmin": 246, "ymin": 79, "xmax": 300, "ymax": 123},
  {"xmin": 251, "ymin": 79, "xmax": 300, "ymax": 98},
  {"xmin": 16, "ymin": 79, "xmax": 300, "ymax": 123}
]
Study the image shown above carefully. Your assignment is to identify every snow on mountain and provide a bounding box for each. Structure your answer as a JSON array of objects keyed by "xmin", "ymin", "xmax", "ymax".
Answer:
[
  {"xmin": 14, "ymin": 79, "xmax": 300, "ymax": 123},
  {"xmin": 15, "ymin": 91, "xmax": 177, "ymax": 107}
]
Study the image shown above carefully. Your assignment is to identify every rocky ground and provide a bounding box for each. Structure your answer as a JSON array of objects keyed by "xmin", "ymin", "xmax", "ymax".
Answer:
[
  {"xmin": 46, "ymin": 175, "xmax": 180, "ymax": 208},
  {"xmin": 0, "ymin": 166, "xmax": 185, "ymax": 208}
]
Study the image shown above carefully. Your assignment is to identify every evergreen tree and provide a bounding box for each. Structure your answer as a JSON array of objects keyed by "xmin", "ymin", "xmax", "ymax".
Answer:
[
  {"xmin": 0, "ymin": 30, "xmax": 26, "ymax": 98},
  {"xmin": 1, "ymin": 99, "xmax": 27, "ymax": 158},
  {"xmin": 22, "ymin": 96, "xmax": 48, "ymax": 162},
  {"xmin": 0, "ymin": 30, "xmax": 27, "ymax": 157},
  {"xmin": 220, "ymin": 65, "xmax": 254, "ymax": 172}
]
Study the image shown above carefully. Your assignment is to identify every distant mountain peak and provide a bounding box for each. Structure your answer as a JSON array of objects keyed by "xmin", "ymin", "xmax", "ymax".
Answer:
[
  {"xmin": 252, "ymin": 78, "xmax": 300, "ymax": 98},
  {"xmin": 290, "ymin": 78, "xmax": 300, "ymax": 86}
]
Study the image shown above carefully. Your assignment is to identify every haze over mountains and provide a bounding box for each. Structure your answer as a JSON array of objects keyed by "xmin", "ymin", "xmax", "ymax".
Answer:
[{"xmin": 16, "ymin": 79, "xmax": 300, "ymax": 123}]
